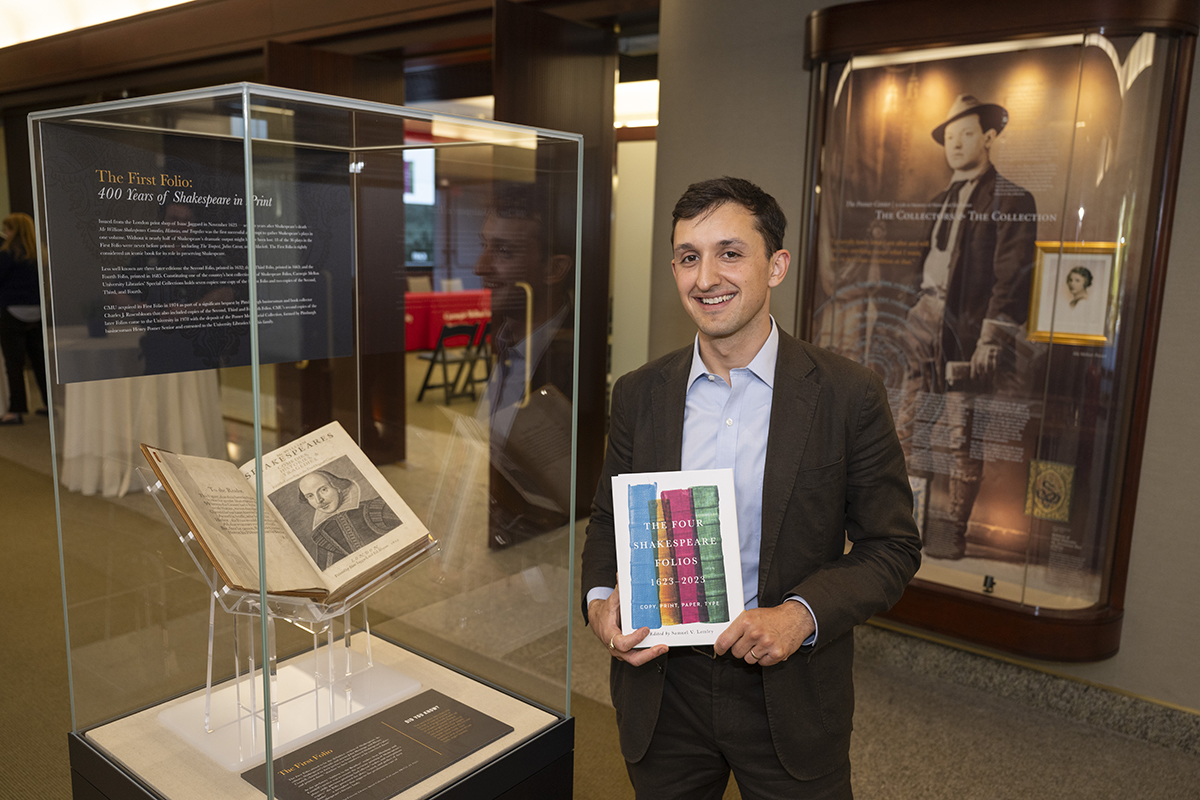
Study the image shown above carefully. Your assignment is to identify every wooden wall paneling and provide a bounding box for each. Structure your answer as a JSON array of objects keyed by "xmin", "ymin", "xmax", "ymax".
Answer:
[
  {"xmin": 492, "ymin": 0, "xmax": 617, "ymax": 524},
  {"xmin": 7, "ymin": 105, "xmax": 40, "ymax": 219},
  {"xmin": 353, "ymin": 130, "xmax": 411, "ymax": 466},
  {"xmin": 265, "ymin": 40, "xmax": 405, "ymax": 104},
  {"xmin": 0, "ymin": 0, "xmax": 657, "ymax": 99},
  {"xmin": 0, "ymin": 0, "xmax": 490, "ymax": 98},
  {"xmin": 264, "ymin": 41, "xmax": 407, "ymax": 463},
  {"xmin": 805, "ymin": 0, "xmax": 1200, "ymax": 68},
  {"xmin": 403, "ymin": 48, "xmax": 495, "ymax": 102}
]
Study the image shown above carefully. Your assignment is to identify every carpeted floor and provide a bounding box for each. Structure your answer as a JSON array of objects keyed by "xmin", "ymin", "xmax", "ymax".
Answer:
[{"xmin": 1, "ymin": 448, "xmax": 72, "ymax": 799}]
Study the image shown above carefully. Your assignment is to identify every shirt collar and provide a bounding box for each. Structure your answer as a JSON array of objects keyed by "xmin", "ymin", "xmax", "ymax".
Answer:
[
  {"xmin": 951, "ymin": 162, "xmax": 992, "ymax": 186},
  {"xmin": 687, "ymin": 316, "xmax": 779, "ymax": 390}
]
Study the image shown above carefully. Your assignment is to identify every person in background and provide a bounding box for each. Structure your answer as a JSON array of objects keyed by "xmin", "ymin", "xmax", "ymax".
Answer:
[
  {"xmin": 0, "ymin": 213, "xmax": 47, "ymax": 425},
  {"xmin": 473, "ymin": 180, "xmax": 575, "ymax": 547}
]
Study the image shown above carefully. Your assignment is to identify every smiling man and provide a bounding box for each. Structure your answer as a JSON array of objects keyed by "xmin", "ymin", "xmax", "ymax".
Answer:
[
  {"xmin": 473, "ymin": 181, "xmax": 575, "ymax": 547},
  {"xmin": 582, "ymin": 177, "xmax": 921, "ymax": 799}
]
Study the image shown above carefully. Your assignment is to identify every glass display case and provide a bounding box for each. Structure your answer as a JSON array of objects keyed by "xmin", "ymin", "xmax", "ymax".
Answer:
[
  {"xmin": 30, "ymin": 83, "xmax": 580, "ymax": 799},
  {"xmin": 800, "ymin": 0, "xmax": 1197, "ymax": 660}
]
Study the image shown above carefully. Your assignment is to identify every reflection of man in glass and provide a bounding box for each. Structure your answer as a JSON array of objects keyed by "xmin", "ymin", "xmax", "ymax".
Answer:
[
  {"xmin": 1066, "ymin": 266, "xmax": 1092, "ymax": 307},
  {"xmin": 298, "ymin": 469, "xmax": 400, "ymax": 569},
  {"xmin": 901, "ymin": 94, "xmax": 1037, "ymax": 559},
  {"xmin": 474, "ymin": 182, "xmax": 574, "ymax": 406},
  {"xmin": 474, "ymin": 181, "xmax": 575, "ymax": 546}
]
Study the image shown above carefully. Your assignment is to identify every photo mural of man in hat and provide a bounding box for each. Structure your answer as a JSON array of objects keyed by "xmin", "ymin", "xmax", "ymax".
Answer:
[{"xmin": 900, "ymin": 94, "xmax": 1037, "ymax": 559}]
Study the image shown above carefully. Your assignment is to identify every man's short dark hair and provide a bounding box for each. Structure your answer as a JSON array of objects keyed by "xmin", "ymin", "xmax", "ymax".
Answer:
[
  {"xmin": 671, "ymin": 177, "xmax": 787, "ymax": 256},
  {"xmin": 489, "ymin": 179, "xmax": 576, "ymax": 261}
]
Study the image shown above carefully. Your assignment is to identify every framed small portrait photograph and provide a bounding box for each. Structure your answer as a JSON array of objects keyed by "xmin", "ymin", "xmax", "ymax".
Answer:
[{"xmin": 1028, "ymin": 241, "xmax": 1119, "ymax": 346}]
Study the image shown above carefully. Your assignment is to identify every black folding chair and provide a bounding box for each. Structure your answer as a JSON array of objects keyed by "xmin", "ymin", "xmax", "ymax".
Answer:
[
  {"xmin": 459, "ymin": 321, "xmax": 493, "ymax": 398},
  {"xmin": 416, "ymin": 322, "xmax": 480, "ymax": 404}
]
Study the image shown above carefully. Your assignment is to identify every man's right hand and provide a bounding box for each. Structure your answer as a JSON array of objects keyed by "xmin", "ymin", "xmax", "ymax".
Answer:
[{"xmin": 588, "ymin": 587, "xmax": 669, "ymax": 666}]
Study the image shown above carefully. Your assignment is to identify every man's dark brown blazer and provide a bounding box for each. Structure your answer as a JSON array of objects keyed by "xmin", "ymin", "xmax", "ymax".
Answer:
[{"xmin": 581, "ymin": 330, "xmax": 922, "ymax": 781}]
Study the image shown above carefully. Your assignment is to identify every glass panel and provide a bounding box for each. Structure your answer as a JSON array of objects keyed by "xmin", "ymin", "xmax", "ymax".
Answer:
[
  {"xmin": 806, "ymin": 34, "xmax": 1178, "ymax": 612},
  {"xmin": 351, "ymin": 130, "xmax": 580, "ymax": 715},
  {"xmin": 32, "ymin": 83, "xmax": 578, "ymax": 799},
  {"xmin": 1025, "ymin": 33, "xmax": 1172, "ymax": 606}
]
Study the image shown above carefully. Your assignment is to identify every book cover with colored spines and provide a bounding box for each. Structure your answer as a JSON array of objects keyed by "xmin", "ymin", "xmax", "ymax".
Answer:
[
  {"xmin": 612, "ymin": 468, "xmax": 742, "ymax": 647},
  {"xmin": 652, "ymin": 498, "xmax": 683, "ymax": 625},
  {"xmin": 689, "ymin": 484, "xmax": 729, "ymax": 624},
  {"xmin": 661, "ymin": 489, "xmax": 705, "ymax": 624},
  {"xmin": 626, "ymin": 482, "xmax": 661, "ymax": 630}
]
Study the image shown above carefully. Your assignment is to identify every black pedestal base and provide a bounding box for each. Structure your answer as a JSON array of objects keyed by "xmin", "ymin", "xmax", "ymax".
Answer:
[{"xmin": 70, "ymin": 716, "xmax": 573, "ymax": 800}]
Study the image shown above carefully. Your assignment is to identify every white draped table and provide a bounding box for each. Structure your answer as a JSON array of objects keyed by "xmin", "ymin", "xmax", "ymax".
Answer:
[{"xmin": 61, "ymin": 371, "xmax": 225, "ymax": 497}]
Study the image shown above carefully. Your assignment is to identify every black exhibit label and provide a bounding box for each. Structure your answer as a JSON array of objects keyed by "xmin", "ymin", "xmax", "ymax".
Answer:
[
  {"xmin": 39, "ymin": 121, "xmax": 354, "ymax": 383},
  {"xmin": 241, "ymin": 690, "xmax": 514, "ymax": 800}
]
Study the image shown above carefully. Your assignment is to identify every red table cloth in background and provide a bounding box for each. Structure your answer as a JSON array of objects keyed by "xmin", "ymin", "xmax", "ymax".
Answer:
[{"xmin": 404, "ymin": 289, "xmax": 491, "ymax": 350}]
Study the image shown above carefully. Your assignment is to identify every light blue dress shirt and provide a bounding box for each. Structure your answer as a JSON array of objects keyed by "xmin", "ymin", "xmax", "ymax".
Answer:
[
  {"xmin": 682, "ymin": 320, "xmax": 776, "ymax": 609},
  {"xmin": 590, "ymin": 318, "xmax": 817, "ymax": 644}
]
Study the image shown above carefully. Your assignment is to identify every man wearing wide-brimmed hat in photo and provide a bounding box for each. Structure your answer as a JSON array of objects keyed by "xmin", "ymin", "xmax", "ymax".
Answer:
[{"xmin": 899, "ymin": 94, "xmax": 1037, "ymax": 560}]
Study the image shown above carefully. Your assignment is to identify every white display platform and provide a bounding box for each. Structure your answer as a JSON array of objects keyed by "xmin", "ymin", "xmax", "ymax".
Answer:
[
  {"xmin": 158, "ymin": 649, "xmax": 422, "ymax": 771},
  {"xmin": 86, "ymin": 635, "xmax": 559, "ymax": 800}
]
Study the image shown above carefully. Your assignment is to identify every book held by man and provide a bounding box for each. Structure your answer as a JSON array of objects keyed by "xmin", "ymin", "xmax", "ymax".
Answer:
[
  {"xmin": 141, "ymin": 421, "xmax": 434, "ymax": 605},
  {"xmin": 613, "ymin": 469, "xmax": 743, "ymax": 647}
]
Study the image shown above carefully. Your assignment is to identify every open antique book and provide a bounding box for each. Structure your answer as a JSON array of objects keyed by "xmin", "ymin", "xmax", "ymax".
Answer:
[{"xmin": 141, "ymin": 421, "xmax": 434, "ymax": 604}]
